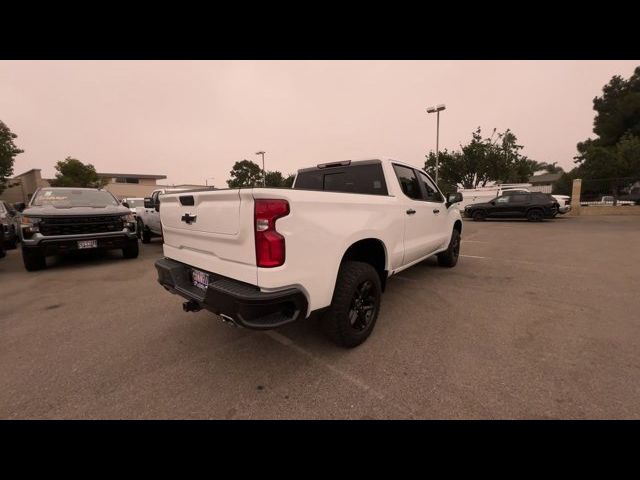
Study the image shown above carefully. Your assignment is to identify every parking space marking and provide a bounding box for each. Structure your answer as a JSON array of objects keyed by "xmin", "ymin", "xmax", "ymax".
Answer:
[
  {"xmin": 460, "ymin": 254, "xmax": 590, "ymax": 272},
  {"xmin": 264, "ymin": 331, "xmax": 417, "ymax": 418},
  {"xmin": 392, "ymin": 275, "xmax": 418, "ymax": 282}
]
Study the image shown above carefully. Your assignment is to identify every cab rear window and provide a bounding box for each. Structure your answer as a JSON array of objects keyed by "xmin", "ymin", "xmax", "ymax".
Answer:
[{"xmin": 294, "ymin": 163, "xmax": 388, "ymax": 195}]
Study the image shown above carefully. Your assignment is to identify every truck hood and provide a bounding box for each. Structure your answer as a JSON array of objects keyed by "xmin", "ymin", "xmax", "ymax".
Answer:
[{"xmin": 22, "ymin": 205, "xmax": 131, "ymax": 216}]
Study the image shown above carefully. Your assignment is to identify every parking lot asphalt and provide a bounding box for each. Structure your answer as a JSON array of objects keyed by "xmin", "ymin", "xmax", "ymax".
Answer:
[{"xmin": 1, "ymin": 215, "xmax": 639, "ymax": 419}]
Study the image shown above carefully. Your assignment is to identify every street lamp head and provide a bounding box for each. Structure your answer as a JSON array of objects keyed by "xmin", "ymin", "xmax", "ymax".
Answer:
[
  {"xmin": 255, "ymin": 151, "xmax": 265, "ymax": 155},
  {"xmin": 427, "ymin": 104, "xmax": 446, "ymax": 113}
]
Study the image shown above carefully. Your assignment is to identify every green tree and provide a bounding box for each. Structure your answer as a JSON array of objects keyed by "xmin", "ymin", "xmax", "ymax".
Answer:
[
  {"xmin": 0, "ymin": 120, "xmax": 24, "ymax": 195},
  {"xmin": 425, "ymin": 127, "xmax": 544, "ymax": 189},
  {"xmin": 575, "ymin": 66, "xmax": 640, "ymax": 179},
  {"xmin": 539, "ymin": 161, "xmax": 564, "ymax": 174},
  {"xmin": 227, "ymin": 159, "xmax": 263, "ymax": 188},
  {"xmin": 263, "ymin": 171, "xmax": 296, "ymax": 188},
  {"xmin": 552, "ymin": 170, "xmax": 579, "ymax": 195},
  {"xmin": 283, "ymin": 174, "xmax": 295, "ymax": 188},
  {"xmin": 49, "ymin": 157, "xmax": 106, "ymax": 188},
  {"xmin": 264, "ymin": 170, "xmax": 285, "ymax": 187}
]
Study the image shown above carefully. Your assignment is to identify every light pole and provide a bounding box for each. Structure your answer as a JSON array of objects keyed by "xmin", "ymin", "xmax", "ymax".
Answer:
[
  {"xmin": 426, "ymin": 104, "xmax": 446, "ymax": 185},
  {"xmin": 205, "ymin": 177, "xmax": 215, "ymax": 187},
  {"xmin": 255, "ymin": 151, "xmax": 266, "ymax": 187}
]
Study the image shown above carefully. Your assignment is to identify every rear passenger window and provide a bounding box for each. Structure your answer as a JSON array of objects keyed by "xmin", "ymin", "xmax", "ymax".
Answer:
[
  {"xmin": 294, "ymin": 163, "xmax": 388, "ymax": 195},
  {"xmin": 294, "ymin": 171, "xmax": 323, "ymax": 190},
  {"xmin": 510, "ymin": 194, "xmax": 529, "ymax": 203},
  {"xmin": 324, "ymin": 172, "xmax": 353, "ymax": 192},
  {"xmin": 393, "ymin": 165, "xmax": 422, "ymax": 200}
]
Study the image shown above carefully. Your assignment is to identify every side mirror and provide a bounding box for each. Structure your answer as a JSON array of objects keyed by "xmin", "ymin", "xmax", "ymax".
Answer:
[
  {"xmin": 122, "ymin": 202, "xmax": 130, "ymax": 208},
  {"xmin": 446, "ymin": 192, "xmax": 463, "ymax": 208},
  {"xmin": 144, "ymin": 197, "xmax": 154, "ymax": 209},
  {"xmin": 14, "ymin": 202, "xmax": 26, "ymax": 213}
]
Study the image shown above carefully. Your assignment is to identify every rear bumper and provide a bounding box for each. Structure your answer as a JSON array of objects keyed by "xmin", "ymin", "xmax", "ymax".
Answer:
[
  {"xmin": 155, "ymin": 257, "xmax": 308, "ymax": 330},
  {"xmin": 558, "ymin": 205, "xmax": 572, "ymax": 214}
]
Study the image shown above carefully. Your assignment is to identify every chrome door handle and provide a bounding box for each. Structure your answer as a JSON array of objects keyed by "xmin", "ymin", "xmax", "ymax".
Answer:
[{"xmin": 406, "ymin": 209, "xmax": 416, "ymax": 215}]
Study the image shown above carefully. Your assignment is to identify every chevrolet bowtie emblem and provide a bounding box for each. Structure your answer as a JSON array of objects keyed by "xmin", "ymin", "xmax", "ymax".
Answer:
[{"xmin": 181, "ymin": 213, "xmax": 197, "ymax": 224}]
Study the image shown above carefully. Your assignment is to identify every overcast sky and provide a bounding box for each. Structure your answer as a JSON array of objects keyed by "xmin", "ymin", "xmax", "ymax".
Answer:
[{"xmin": 1, "ymin": 60, "xmax": 638, "ymax": 186}]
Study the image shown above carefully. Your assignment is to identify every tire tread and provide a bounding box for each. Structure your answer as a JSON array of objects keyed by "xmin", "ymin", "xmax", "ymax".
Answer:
[{"xmin": 321, "ymin": 261, "xmax": 381, "ymax": 348}]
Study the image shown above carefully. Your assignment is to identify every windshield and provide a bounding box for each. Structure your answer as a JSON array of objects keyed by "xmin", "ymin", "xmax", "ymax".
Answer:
[
  {"xmin": 31, "ymin": 189, "xmax": 119, "ymax": 207},
  {"xmin": 124, "ymin": 199, "xmax": 144, "ymax": 208}
]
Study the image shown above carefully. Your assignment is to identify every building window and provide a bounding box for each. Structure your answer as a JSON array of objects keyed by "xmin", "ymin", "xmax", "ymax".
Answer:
[{"xmin": 115, "ymin": 177, "xmax": 140, "ymax": 184}]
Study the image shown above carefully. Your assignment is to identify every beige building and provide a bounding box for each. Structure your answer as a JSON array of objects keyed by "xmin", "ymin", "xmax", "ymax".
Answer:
[
  {"xmin": 528, "ymin": 172, "xmax": 563, "ymax": 194},
  {"xmin": 0, "ymin": 169, "xmax": 174, "ymax": 204},
  {"xmin": 97, "ymin": 172, "xmax": 167, "ymax": 200},
  {"xmin": 0, "ymin": 169, "xmax": 51, "ymax": 204}
]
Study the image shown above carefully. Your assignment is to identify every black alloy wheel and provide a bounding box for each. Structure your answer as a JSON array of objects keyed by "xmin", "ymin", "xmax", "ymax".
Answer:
[
  {"xmin": 527, "ymin": 209, "xmax": 543, "ymax": 222},
  {"xmin": 348, "ymin": 280, "xmax": 378, "ymax": 332}
]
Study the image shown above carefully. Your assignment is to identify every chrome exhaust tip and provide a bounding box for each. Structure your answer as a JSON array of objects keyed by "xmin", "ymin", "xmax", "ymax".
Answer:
[{"xmin": 219, "ymin": 314, "xmax": 239, "ymax": 327}]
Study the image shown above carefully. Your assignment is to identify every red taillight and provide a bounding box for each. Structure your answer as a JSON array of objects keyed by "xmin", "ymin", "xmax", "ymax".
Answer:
[{"xmin": 255, "ymin": 199, "xmax": 289, "ymax": 268}]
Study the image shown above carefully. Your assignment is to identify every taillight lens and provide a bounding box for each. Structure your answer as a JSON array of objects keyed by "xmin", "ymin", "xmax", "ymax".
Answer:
[{"xmin": 255, "ymin": 199, "xmax": 289, "ymax": 268}]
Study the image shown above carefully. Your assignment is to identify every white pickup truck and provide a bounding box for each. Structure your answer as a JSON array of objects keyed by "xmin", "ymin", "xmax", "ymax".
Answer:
[
  {"xmin": 154, "ymin": 158, "xmax": 464, "ymax": 347},
  {"xmin": 138, "ymin": 188, "xmax": 190, "ymax": 243}
]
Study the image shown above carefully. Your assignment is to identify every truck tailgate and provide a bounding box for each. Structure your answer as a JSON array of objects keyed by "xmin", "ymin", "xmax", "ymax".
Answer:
[{"xmin": 160, "ymin": 189, "xmax": 258, "ymax": 285}]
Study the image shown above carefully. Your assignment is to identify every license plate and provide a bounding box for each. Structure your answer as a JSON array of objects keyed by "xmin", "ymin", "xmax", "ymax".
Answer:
[
  {"xmin": 77, "ymin": 240, "xmax": 98, "ymax": 249},
  {"xmin": 191, "ymin": 269, "xmax": 209, "ymax": 290}
]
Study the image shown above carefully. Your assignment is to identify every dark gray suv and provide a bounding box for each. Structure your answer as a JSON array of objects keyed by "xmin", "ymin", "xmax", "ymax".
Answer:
[{"xmin": 17, "ymin": 187, "xmax": 139, "ymax": 271}]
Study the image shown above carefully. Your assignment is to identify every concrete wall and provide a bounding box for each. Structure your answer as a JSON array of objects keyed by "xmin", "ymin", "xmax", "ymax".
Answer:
[
  {"xmin": 1, "ymin": 182, "xmax": 28, "ymax": 204},
  {"xmin": 578, "ymin": 206, "xmax": 640, "ymax": 216},
  {"xmin": 570, "ymin": 178, "xmax": 640, "ymax": 216}
]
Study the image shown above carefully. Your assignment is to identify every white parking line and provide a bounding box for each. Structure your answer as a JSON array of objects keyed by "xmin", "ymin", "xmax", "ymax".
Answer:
[
  {"xmin": 264, "ymin": 330, "xmax": 417, "ymax": 418},
  {"xmin": 460, "ymin": 254, "xmax": 586, "ymax": 271}
]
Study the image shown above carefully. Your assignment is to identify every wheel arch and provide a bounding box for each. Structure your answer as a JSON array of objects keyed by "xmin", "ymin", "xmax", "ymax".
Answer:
[
  {"xmin": 526, "ymin": 206, "xmax": 544, "ymax": 215},
  {"xmin": 339, "ymin": 238, "xmax": 388, "ymax": 291}
]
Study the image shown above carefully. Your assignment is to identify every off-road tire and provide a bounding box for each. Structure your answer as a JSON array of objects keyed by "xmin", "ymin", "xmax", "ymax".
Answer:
[
  {"xmin": 438, "ymin": 228, "xmax": 461, "ymax": 268},
  {"xmin": 122, "ymin": 241, "xmax": 139, "ymax": 259},
  {"xmin": 141, "ymin": 225, "xmax": 151, "ymax": 244},
  {"xmin": 22, "ymin": 247, "xmax": 46, "ymax": 271},
  {"xmin": 136, "ymin": 219, "xmax": 144, "ymax": 239},
  {"xmin": 6, "ymin": 229, "xmax": 18, "ymax": 249},
  {"xmin": 321, "ymin": 261, "xmax": 382, "ymax": 348}
]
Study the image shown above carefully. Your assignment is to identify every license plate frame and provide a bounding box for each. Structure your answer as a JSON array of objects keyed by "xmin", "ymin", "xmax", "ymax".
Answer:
[
  {"xmin": 191, "ymin": 268, "xmax": 209, "ymax": 290},
  {"xmin": 77, "ymin": 239, "xmax": 98, "ymax": 249}
]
